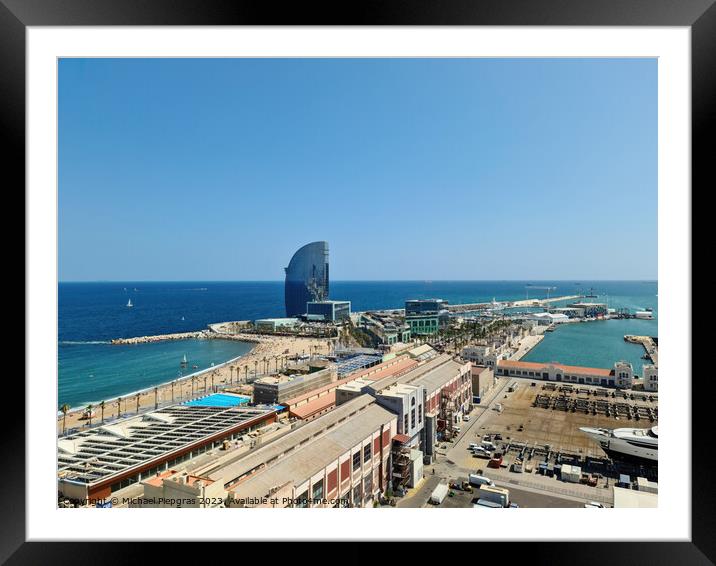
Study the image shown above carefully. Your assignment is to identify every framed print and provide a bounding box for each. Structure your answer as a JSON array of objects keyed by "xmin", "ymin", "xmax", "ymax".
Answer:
[{"xmin": 5, "ymin": 0, "xmax": 710, "ymax": 562}]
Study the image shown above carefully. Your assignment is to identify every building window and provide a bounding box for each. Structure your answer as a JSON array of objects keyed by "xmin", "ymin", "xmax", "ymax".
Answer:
[
  {"xmin": 312, "ymin": 480, "xmax": 324, "ymax": 502},
  {"xmin": 418, "ymin": 404, "xmax": 423, "ymax": 424},
  {"xmin": 404, "ymin": 414, "xmax": 409, "ymax": 432},
  {"xmin": 353, "ymin": 451, "xmax": 361, "ymax": 471},
  {"xmin": 411, "ymin": 408, "xmax": 416, "ymax": 429},
  {"xmin": 296, "ymin": 490, "xmax": 309, "ymax": 508},
  {"xmin": 364, "ymin": 475, "xmax": 373, "ymax": 499},
  {"xmin": 352, "ymin": 484, "xmax": 362, "ymax": 507},
  {"xmin": 363, "ymin": 443, "xmax": 371, "ymax": 462}
]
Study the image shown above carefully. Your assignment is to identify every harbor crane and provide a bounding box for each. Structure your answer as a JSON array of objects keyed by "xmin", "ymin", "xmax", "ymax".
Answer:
[{"xmin": 525, "ymin": 285, "xmax": 557, "ymax": 300}]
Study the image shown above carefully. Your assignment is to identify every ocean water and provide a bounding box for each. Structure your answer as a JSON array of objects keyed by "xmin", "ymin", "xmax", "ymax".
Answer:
[
  {"xmin": 59, "ymin": 339, "xmax": 253, "ymax": 409},
  {"xmin": 58, "ymin": 280, "xmax": 657, "ymax": 407}
]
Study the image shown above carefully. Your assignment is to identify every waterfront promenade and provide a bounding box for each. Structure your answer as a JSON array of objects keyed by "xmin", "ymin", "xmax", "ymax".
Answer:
[{"xmin": 58, "ymin": 332, "xmax": 333, "ymax": 434}]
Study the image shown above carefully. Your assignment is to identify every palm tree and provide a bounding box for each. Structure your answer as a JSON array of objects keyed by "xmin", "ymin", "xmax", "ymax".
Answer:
[
  {"xmin": 99, "ymin": 400, "xmax": 106, "ymax": 424},
  {"xmin": 244, "ymin": 365, "xmax": 249, "ymax": 383},
  {"xmin": 229, "ymin": 365, "xmax": 235, "ymax": 385},
  {"xmin": 86, "ymin": 404, "xmax": 93, "ymax": 426},
  {"xmin": 60, "ymin": 403, "xmax": 71, "ymax": 435},
  {"xmin": 154, "ymin": 387, "xmax": 159, "ymax": 410},
  {"xmin": 254, "ymin": 360, "xmax": 258, "ymax": 379},
  {"xmin": 117, "ymin": 397, "xmax": 122, "ymax": 418},
  {"xmin": 191, "ymin": 376, "xmax": 197, "ymax": 397},
  {"xmin": 171, "ymin": 380, "xmax": 175, "ymax": 403},
  {"xmin": 211, "ymin": 371, "xmax": 215, "ymax": 391},
  {"xmin": 135, "ymin": 393, "xmax": 141, "ymax": 413},
  {"xmin": 203, "ymin": 375, "xmax": 208, "ymax": 392}
]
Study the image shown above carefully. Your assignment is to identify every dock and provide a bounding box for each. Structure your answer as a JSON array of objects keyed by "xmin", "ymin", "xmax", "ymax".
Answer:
[
  {"xmin": 624, "ymin": 335, "xmax": 658, "ymax": 365},
  {"xmin": 447, "ymin": 294, "xmax": 582, "ymax": 313}
]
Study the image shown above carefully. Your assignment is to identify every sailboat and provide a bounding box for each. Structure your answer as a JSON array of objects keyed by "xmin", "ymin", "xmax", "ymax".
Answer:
[
  {"xmin": 180, "ymin": 354, "xmax": 188, "ymax": 368},
  {"xmin": 126, "ymin": 299, "xmax": 133, "ymax": 308}
]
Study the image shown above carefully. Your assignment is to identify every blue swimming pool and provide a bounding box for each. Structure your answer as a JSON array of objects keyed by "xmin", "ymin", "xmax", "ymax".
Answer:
[{"xmin": 183, "ymin": 393, "xmax": 251, "ymax": 408}]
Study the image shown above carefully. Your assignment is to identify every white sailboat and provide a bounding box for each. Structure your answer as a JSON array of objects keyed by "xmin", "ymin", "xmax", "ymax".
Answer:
[
  {"xmin": 180, "ymin": 354, "xmax": 188, "ymax": 368},
  {"xmin": 126, "ymin": 299, "xmax": 133, "ymax": 308}
]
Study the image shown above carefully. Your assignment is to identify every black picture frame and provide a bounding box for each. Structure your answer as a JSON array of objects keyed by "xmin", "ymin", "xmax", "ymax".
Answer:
[{"xmin": 5, "ymin": 0, "xmax": 707, "ymax": 563}]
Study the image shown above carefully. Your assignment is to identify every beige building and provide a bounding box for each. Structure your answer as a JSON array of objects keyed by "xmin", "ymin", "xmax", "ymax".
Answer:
[
  {"xmin": 470, "ymin": 365, "xmax": 495, "ymax": 401},
  {"xmin": 139, "ymin": 470, "xmax": 226, "ymax": 508},
  {"xmin": 226, "ymin": 398, "xmax": 397, "ymax": 508}
]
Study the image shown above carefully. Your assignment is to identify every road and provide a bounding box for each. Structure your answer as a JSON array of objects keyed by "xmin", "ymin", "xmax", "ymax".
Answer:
[{"xmin": 393, "ymin": 374, "xmax": 613, "ymax": 508}]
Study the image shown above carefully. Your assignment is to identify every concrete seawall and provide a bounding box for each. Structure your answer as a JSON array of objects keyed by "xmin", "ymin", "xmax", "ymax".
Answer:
[{"xmin": 624, "ymin": 335, "xmax": 658, "ymax": 365}]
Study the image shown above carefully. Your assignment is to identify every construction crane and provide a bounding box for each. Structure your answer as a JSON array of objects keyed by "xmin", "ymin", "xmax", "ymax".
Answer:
[{"xmin": 525, "ymin": 285, "xmax": 557, "ymax": 300}]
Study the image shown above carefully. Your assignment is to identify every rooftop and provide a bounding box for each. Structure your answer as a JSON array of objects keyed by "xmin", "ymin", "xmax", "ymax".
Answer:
[
  {"xmin": 57, "ymin": 404, "xmax": 277, "ymax": 487},
  {"xmin": 400, "ymin": 358, "xmax": 468, "ymax": 394},
  {"xmin": 497, "ymin": 359, "xmax": 613, "ymax": 377},
  {"xmin": 205, "ymin": 395, "xmax": 377, "ymax": 486},
  {"xmin": 289, "ymin": 391, "xmax": 336, "ymax": 419},
  {"xmin": 229, "ymin": 403, "xmax": 395, "ymax": 501}
]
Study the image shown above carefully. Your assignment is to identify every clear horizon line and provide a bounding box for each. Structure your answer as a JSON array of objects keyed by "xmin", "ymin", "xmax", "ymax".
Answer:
[{"xmin": 58, "ymin": 278, "xmax": 658, "ymax": 283}]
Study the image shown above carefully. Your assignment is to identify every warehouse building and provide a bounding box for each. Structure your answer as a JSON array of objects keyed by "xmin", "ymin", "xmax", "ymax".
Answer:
[
  {"xmin": 224, "ymin": 396, "xmax": 397, "ymax": 508},
  {"xmin": 496, "ymin": 359, "xmax": 634, "ymax": 388},
  {"xmin": 57, "ymin": 399, "xmax": 278, "ymax": 501}
]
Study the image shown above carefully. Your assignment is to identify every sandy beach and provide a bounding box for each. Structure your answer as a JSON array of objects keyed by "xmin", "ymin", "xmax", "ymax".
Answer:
[{"xmin": 57, "ymin": 333, "xmax": 334, "ymax": 435}]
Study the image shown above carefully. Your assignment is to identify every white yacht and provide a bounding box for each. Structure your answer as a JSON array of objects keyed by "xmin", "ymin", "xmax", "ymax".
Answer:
[
  {"xmin": 126, "ymin": 299, "xmax": 133, "ymax": 308},
  {"xmin": 580, "ymin": 425, "xmax": 658, "ymax": 463}
]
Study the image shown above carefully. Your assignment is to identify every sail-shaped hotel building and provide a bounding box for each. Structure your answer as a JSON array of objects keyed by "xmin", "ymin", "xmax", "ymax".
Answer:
[{"xmin": 284, "ymin": 241, "xmax": 330, "ymax": 317}]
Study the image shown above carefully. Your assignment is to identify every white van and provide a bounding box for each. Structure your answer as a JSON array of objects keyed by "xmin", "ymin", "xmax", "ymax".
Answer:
[{"xmin": 469, "ymin": 474, "xmax": 495, "ymax": 487}]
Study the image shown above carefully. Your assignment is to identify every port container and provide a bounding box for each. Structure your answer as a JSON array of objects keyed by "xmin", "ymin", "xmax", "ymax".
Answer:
[
  {"xmin": 429, "ymin": 483, "xmax": 449, "ymax": 505},
  {"xmin": 478, "ymin": 485, "xmax": 510, "ymax": 507}
]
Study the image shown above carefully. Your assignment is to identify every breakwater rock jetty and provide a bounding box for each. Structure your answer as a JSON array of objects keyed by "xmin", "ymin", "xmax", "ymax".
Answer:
[{"xmin": 111, "ymin": 331, "xmax": 208, "ymax": 345}]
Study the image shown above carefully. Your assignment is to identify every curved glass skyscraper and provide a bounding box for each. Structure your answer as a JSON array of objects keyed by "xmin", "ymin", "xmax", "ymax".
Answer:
[{"xmin": 284, "ymin": 241, "xmax": 329, "ymax": 317}]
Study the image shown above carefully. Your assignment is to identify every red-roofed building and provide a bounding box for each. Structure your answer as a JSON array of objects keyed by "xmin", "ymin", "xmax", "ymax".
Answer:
[{"xmin": 495, "ymin": 359, "xmax": 633, "ymax": 388}]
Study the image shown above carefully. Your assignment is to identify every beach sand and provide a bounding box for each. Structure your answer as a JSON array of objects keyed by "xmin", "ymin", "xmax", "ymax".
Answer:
[{"xmin": 57, "ymin": 333, "xmax": 334, "ymax": 434}]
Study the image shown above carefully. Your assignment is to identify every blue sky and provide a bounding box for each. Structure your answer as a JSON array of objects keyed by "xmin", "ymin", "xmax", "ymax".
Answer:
[{"xmin": 59, "ymin": 58, "xmax": 657, "ymax": 281}]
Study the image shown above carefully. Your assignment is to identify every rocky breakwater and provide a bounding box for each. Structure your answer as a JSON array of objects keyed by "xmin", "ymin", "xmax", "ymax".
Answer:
[{"xmin": 110, "ymin": 330, "xmax": 209, "ymax": 345}]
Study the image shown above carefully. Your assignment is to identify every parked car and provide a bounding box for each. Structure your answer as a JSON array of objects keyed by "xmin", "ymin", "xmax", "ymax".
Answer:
[
  {"xmin": 584, "ymin": 501, "xmax": 605, "ymax": 508},
  {"xmin": 472, "ymin": 447, "xmax": 492, "ymax": 459}
]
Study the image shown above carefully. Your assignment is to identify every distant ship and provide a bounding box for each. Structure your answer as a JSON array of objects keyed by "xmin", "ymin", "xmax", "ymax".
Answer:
[
  {"xmin": 126, "ymin": 299, "xmax": 133, "ymax": 308},
  {"xmin": 580, "ymin": 426, "xmax": 658, "ymax": 463}
]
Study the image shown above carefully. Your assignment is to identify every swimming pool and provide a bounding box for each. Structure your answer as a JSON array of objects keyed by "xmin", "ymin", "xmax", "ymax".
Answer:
[{"xmin": 183, "ymin": 393, "xmax": 251, "ymax": 408}]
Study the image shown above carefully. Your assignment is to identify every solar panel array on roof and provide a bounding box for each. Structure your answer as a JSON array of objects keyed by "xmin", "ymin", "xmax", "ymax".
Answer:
[
  {"xmin": 57, "ymin": 404, "xmax": 276, "ymax": 486},
  {"xmin": 336, "ymin": 354, "xmax": 383, "ymax": 377}
]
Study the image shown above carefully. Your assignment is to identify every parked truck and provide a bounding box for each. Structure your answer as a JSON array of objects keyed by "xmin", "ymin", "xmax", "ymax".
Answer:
[{"xmin": 429, "ymin": 483, "xmax": 450, "ymax": 505}]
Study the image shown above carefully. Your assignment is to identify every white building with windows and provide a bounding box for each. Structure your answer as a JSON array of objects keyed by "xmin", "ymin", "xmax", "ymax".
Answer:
[{"xmin": 643, "ymin": 364, "xmax": 658, "ymax": 392}]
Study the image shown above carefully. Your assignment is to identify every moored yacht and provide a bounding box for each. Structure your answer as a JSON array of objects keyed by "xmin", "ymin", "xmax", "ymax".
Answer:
[{"xmin": 580, "ymin": 425, "xmax": 658, "ymax": 463}]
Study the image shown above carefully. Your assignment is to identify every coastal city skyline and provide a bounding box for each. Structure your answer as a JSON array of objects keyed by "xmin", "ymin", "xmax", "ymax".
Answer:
[
  {"xmin": 59, "ymin": 58, "xmax": 656, "ymax": 282},
  {"xmin": 57, "ymin": 58, "xmax": 658, "ymax": 511}
]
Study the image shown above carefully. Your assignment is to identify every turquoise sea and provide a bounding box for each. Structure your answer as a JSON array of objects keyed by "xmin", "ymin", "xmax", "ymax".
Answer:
[{"xmin": 58, "ymin": 280, "xmax": 657, "ymax": 408}]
